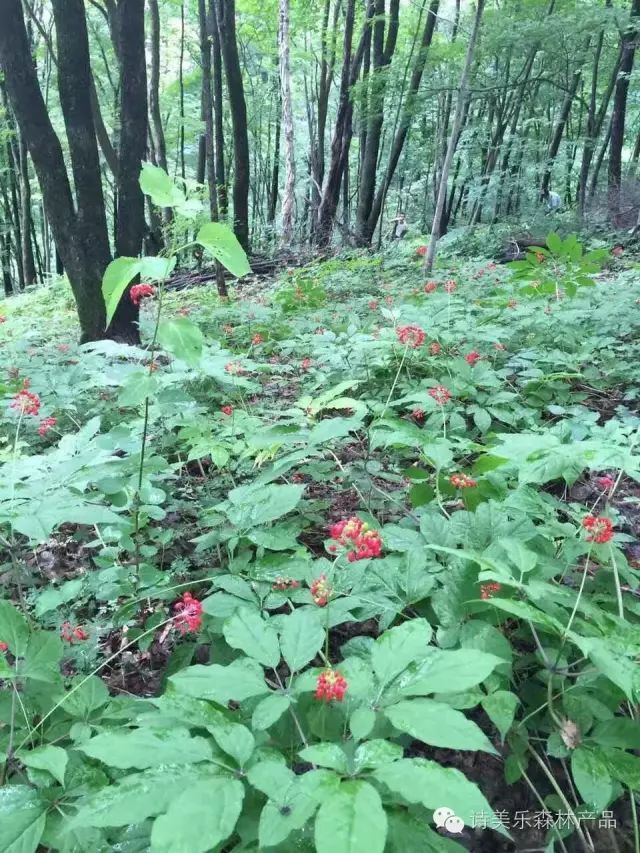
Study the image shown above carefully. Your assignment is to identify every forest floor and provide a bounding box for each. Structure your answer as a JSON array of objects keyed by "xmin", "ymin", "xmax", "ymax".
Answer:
[{"xmin": 1, "ymin": 233, "xmax": 640, "ymax": 852}]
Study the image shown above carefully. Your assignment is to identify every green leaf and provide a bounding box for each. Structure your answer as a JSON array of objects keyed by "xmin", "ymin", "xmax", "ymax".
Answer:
[
  {"xmin": 102, "ymin": 257, "xmax": 142, "ymax": 327},
  {"xmin": 299, "ymin": 743, "xmax": 349, "ymax": 774},
  {"xmin": 374, "ymin": 758, "xmax": 507, "ymax": 837},
  {"xmin": 592, "ymin": 718, "xmax": 640, "ymax": 750},
  {"xmin": 225, "ymin": 483, "xmax": 304, "ymax": 527},
  {"xmin": 205, "ymin": 715, "xmax": 254, "ymax": 766},
  {"xmin": 150, "ymin": 778, "xmax": 244, "ymax": 853},
  {"xmin": 397, "ymin": 649, "xmax": 504, "ymax": 696},
  {"xmin": 20, "ymin": 632, "xmax": 62, "ymax": 683},
  {"xmin": 78, "ymin": 727, "xmax": 212, "ymax": 769},
  {"xmin": 0, "ymin": 601, "xmax": 29, "ymax": 657},
  {"xmin": 481, "ymin": 691, "xmax": 519, "ymax": 741},
  {"xmin": 381, "ymin": 525, "xmax": 424, "ymax": 553},
  {"xmin": 315, "ymin": 781, "xmax": 387, "ymax": 853},
  {"xmin": 257, "ymin": 769, "xmax": 337, "ymax": 848},
  {"xmin": 601, "ymin": 747, "xmax": 640, "ymax": 789},
  {"xmin": 73, "ymin": 764, "xmax": 221, "ymax": 828},
  {"xmin": 350, "ymin": 707, "xmax": 376, "ymax": 741},
  {"xmin": 280, "ymin": 609, "xmax": 325, "ymax": 672},
  {"xmin": 19, "ymin": 745, "xmax": 68, "ymax": 786},
  {"xmin": 139, "ymin": 255, "xmax": 176, "ymax": 282},
  {"xmin": 157, "ymin": 318, "xmax": 203, "ymax": 366},
  {"xmin": 252, "ymin": 693, "xmax": 291, "ymax": 730},
  {"xmin": 0, "ymin": 786, "xmax": 47, "ymax": 853},
  {"xmin": 169, "ymin": 658, "xmax": 269, "ymax": 704},
  {"xmin": 571, "ymin": 748, "xmax": 613, "ymax": 811},
  {"xmin": 385, "ymin": 699, "xmax": 497, "ymax": 754},
  {"xmin": 353, "ymin": 740, "xmax": 402, "ymax": 772},
  {"xmin": 197, "ymin": 222, "xmax": 251, "ymax": 278},
  {"xmin": 62, "ymin": 675, "xmax": 110, "ymax": 718},
  {"xmin": 372, "ymin": 618, "xmax": 432, "ymax": 690},
  {"xmin": 140, "ymin": 162, "xmax": 185, "ymax": 207},
  {"xmin": 223, "ymin": 607, "xmax": 280, "ymax": 668}
]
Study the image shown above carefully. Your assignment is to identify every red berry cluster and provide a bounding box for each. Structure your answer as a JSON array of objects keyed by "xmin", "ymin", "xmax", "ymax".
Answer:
[
  {"xmin": 0, "ymin": 641, "xmax": 8, "ymax": 652},
  {"xmin": 130, "ymin": 283, "xmax": 156, "ymax": 305},
  {"xmin": 429, "ymin": 342, "xmax": 441, "ymax": 355},
  {"xmin": 480, "ymin": 582, "xmax": 501, "ymax": 600},
  {"xmin": 429, "ymin": 385, "xmax": 451, "ymax": 405},
  {"xmin": 301, "ymin": 357, "xmax": 313, "ymax": 370},
  {"xmin": 415, "ymin": 245, "xmax": 428, "ymax": 257},
  {"xmin": 11, "ymin": 381, "xmax": 40, "ymax": 416},
  {"xmin": 224, "ymin": 361, "xmax": 246, "ymax": 375},
  {"xmin": 315, "ymin": 669, "xmax": 347, "ymax": 702},
  {"xmin": 310, "ymin": 574, "xmax": 332, "ymax": 607},
  {"xmin": 397, "ymin": 325, "xmax": 426, "ymax": 349},
  {"xmin": 60, "ymin": 622, "xmax": 89, "ymax": 642},
  {"xmin": 595, "ymin": 475, "xmax": 615, "ymax": 490},
  {"xmin": 464, "ymin": 350, "xmax": 481, "ymax": 366},
  {"xmin": 582, "ymin": 515, "xmax": 614, "ymax": 544},
  {"xmin": 252, "ymin": 333, "xmax": 263, "ymax": 345},
  {"xmin": 424, "ymin": 281, "xmax": 438, "ymax": 293},
  {"xmin": 411, "ymin": 408, "xmax": 425, "ymax": 421},
  {"xmin": 221, "ymin": 405, "xmax": 234, "ymax": 416},
  {"xmin": 173, "ymin": 592, "xmax": 203, "ymax": 634},
  {"xmin": 38, "ymin": 416, "xmax": 57, "ymax": 436},
  {"xmin": 328, "ymin": 517, "xmax": 383, "ymax": 562},
  {"xmin": 450, "ymin": 473, "xmax": 477, "ymax": 489},
  {"xmin": 444, "ymin": 279, "xmax": 457, "ymax": 293},
  {"xmin": 272, "ymin": 577, "xmax": 300, "ymax": 592}
]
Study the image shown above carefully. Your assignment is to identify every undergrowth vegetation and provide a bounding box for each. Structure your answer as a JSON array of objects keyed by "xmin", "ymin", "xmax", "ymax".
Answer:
[{"xmin": 1, "ymin": 180, "xmax": 640, "ymax": 852}]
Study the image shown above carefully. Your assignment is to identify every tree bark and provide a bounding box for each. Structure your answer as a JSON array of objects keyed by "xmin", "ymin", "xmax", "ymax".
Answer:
[
  {"xmin": 279, "ymin": 0, "xmax": 296, "ymax": 245},
  {"xmin": 18, "ymin": 132, "xmax": 36, "ymax": 286},
  {"xmin": 215, "ymin": 0, "xmax": 250, "ymax": 250},
  {"xmin": 424, "ymin": 0, "xmax": 485, "ymax": 273},
  {"xmin": 209, "ymin": 0, "xmax": 227, "ymax": 217},
  {"xmin": 608, "ymin": 0, "xmax": 640, "ymax": 222},
  {"xmin": 109, "ymin": 0, "xmax": 147, "ymax": 342}
]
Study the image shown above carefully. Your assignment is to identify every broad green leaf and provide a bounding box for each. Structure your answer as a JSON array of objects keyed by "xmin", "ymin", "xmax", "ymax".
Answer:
[
  {"xmin": 73, "ymin": 764, "xmax": 221, "ymax": 827},
  {"xmin": 0, "ymin": 601, "xmax": 29, "ymax": 657},
  {"xmin": 169, "ymin": 658, "xmax": 269, "ymax": 704},
  {"xmin": 62, "ymin": 675, "xmax": 110, "ymax": 718},
  {"xmin": 257, "ymin": 770, "xmax": 337, "ymax": 848},
  {"xmin": 571, "ymin": 747, "xmax": 613, "ymax": 811},
  {"xmin": 353, "ymin": 740, "xmax": 402, "ymax": 772},
  {"xmin": 374, "ymin": 758, "xmax": 508, "ymax": 837},
  {"xmin": 21, "ymin": 632, "xmax": 62, "ymax": 683},
  {"xmin": 397, "ymin": 649, "xmax": 503, "ymax": 696},
  {"xmin": 19, "ymin": 745, "xmax": 68, "ymax": 786},
  {"xmin": 223, "ymin": 607, "xmax": 280, "ymax": 668},
  {"xmin": 385, "ymin": 699, "xmax": 497, "ymax": 754},
  {"xmin": 102, "ymin": 257, "xmax": 141, "ymax": 327},
  {"xmin": 592, "ymin": 718, "xmax": 640, "ymax": 750},
  {"xmin": 279, "ymin": 609, "xmax": 325, "ymax": 672},
  {"xmin": 34, "ymin": 579, "xmax": 84, "ymax": 618},
  {"xmin": 252, "ymin": 693, "xmax": 291, "ymax": 730},
  {"xmin": 350, "ymin": 707, "xmax": 376, "ymax": 741},
  {"xmin": 572, "ymin": 636, "xmax": 635, "ymax": 700},
  {"xmin": 197, "ymin": 222, "xmax": 251, "ymax": 278},
  {"xmin": 387, "ymin": 812, "xmax": 467, "ymax": 853},
  {"xmin": 248, "ymin": 761, "xmax": 295, "ymax": 798},
  {"xmin": 0, "ymin": 786, "xmax": 47, "ymax": 853},
  {"xmin": 78, "ymin": 727, "xmax": 212, "ymax": 769},
  {"xmin": 150, "ymin": 778, "xmax": 244, "ymax": 853},
  {"xmin": 157, "ymin": 318, "xmax": 203, "ymax": 366},
  {"xmin": 315, "ymin": 781, "xmax": 387, "ymax": 853},
  {"xmin": 481, "ymin": 691, "xmax": 519, "ymax": 741},
  {"xmin": 140, "ymin": 162, "xmax": 185, "ymax": 207},
  {"xmin": 372, "ymin": 618, "xmax": 432, "ymax": 689},
  {"xmin": 601, "ymin": 747, "xmax": 640, "ymax": 789},
  {"xmin": 205, "ymin": 716, "xmax": 254, "ymax": 766},
  {"xmin": 299, "ymin": 743, "xmax": 349, "ymax": 774},
  {"xmin": 139, "ymin": 255, "xmax": 176, "ymax": 282},
  {"xmin": 380, "ymin": 524, "xmax": 424, "ymax": 553},
  {"xmin": 225, "ymin": 483, "xmax": 304, "ymax": 528}
]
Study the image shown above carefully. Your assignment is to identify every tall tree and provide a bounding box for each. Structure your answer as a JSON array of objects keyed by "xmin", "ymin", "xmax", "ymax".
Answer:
[
  {"xmin": 279, "ymin": 0, "xmax": 296, "ymax": 245},
  {"xmin": 215, "ymin": 0, "xmax": 250, "ymax": 251},
  {"xmin": 608, "ymin": 0, "xmax": 640, "ymax": 222},
  {"xmin": 424, "ymin": 0, "xmax": 486, "ymax": 273}
]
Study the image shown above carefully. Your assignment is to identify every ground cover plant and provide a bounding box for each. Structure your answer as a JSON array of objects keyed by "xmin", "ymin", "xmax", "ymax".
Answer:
[{"xmin": 1, "ymin": 168, "xmax": 640, "ymax": 853}]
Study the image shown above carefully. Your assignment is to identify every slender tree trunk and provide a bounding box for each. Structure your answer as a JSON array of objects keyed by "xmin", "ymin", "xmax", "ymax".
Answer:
[
  {"xmin": 199, "ymin": 0, "xmax": 227, "ymax": 296},
  {"xmin": 268, "ymin": 97, "xmax": 282, "ymax": 224},
  {"xmin": 109, "ymin": 0, "xmax": 147, "ymax": 342},
  {"xmin": 215, "ymin": 0, "xmax": 250, "ymax": 250},
  {"xmin": 279, "ymin": 0, "xmax": 296, "ymax": 245},
  {"xmin": 424, "ymin": 0, "xmax": 485, "ymax": 273},
  {"xmin": 608, "ymin": 0, "xmax": 640, "ymax": 222},
  {"xmin": 209, "ymin": 0, "xmax": 227, "ymax": 217},
  {"xmin": 18, "ymin": 132, "xmax": 36, "ymax": 287},
  {"xmin": 178, "ymin": 2, "xmax": 186, "ymax": 180},
  {"xmin": 148, "ymin": 0, "xmax": 172, "ymax": 227}
]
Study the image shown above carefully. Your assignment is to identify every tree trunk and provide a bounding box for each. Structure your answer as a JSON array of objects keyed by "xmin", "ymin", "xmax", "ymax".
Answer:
[
  {"xmin": 209, "ymin": 0, "xmax": 227, "ymax": 217},
  {"xmin": 354, "ymin": 0, "xmax": 401, "ymax": 245},
  {"xmin": 199, "ymin": 0, "xmax": 227, "ymax": 296},
  {"xmin": 215, "ymin": 0, "xmax": 250, "ymax": 250},
  {"xmin": 178, "ymin": 2, "xmax": 186, "ymax": 180},
  {"xmin": 18, "ymin": 131, "xmax": 36, "ymax": 286},
  {"xmin": 608, "ymin": 0, "xmax": 640, "ymax": 222},
  {"xmin": 424, "ymin": 0, "xmax": 485, "ymax": 273},
  {"xmin": 148, "ymin": 0, "xmax": 172, "ymax": 227},
  {"xmin": 109, "ymin": 0, "xmax": 147, "ymax": 343},
  {"xmin": 279, "ymin": 0, "xmax": 296, "ymax": 245}
]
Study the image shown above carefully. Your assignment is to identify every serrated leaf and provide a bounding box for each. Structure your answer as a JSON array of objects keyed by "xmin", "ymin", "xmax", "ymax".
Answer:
[
  {"xmin": 385, "ymin": 699, "xmax": 497, "ymax": 754},
  {"xmin": 372, "ymin": 619, "xmax": 432, "ymax": 689},
  {"xmin": 252, "ymin": 694, "xmax": 291, "ymax": 730},
  {"xmin": 169, "ymin": 658, "xmax": 269, "ymax": 704},
  {"xmin": 481, "ymin": 691, "xmax": 519, "ymax": 741},
  {"xmin": 315, "ymin": 781, "xmax": 387, "ymax": 853},
  {"xmin": 78, "ymin": 727, "xmax": 212, "ymax": 769},
  {"xmin": 0, "ymin": 786, "xmax": 47, "ymax": 853},
  {"xmin": 397, "ymin": 648, "xmax": 503, "ymax": 696},
  {"xmin": 19, "ymin": 745, "xmax": 68, "ymax": 786},
  {"xmin": 299, "ymin": 743, "xmax": 349, "ymax": 774},
  {"xmin": 280, "ymin": 609, "xmax": 325, "ymax": 673},
  {"xmin": 571, "ymin": 747, "xmax": 613, "ymax": 811},
  {"xmin": 150, "ymin": 778, "xmax": 244, "ymax": 853},
  {"xmin": 0, "ymin": 601, "xmax": 29, "ymax": 657},
  {"xmin": 223, "ymin": 607, "xmax": 280, "ymax": 668}
]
